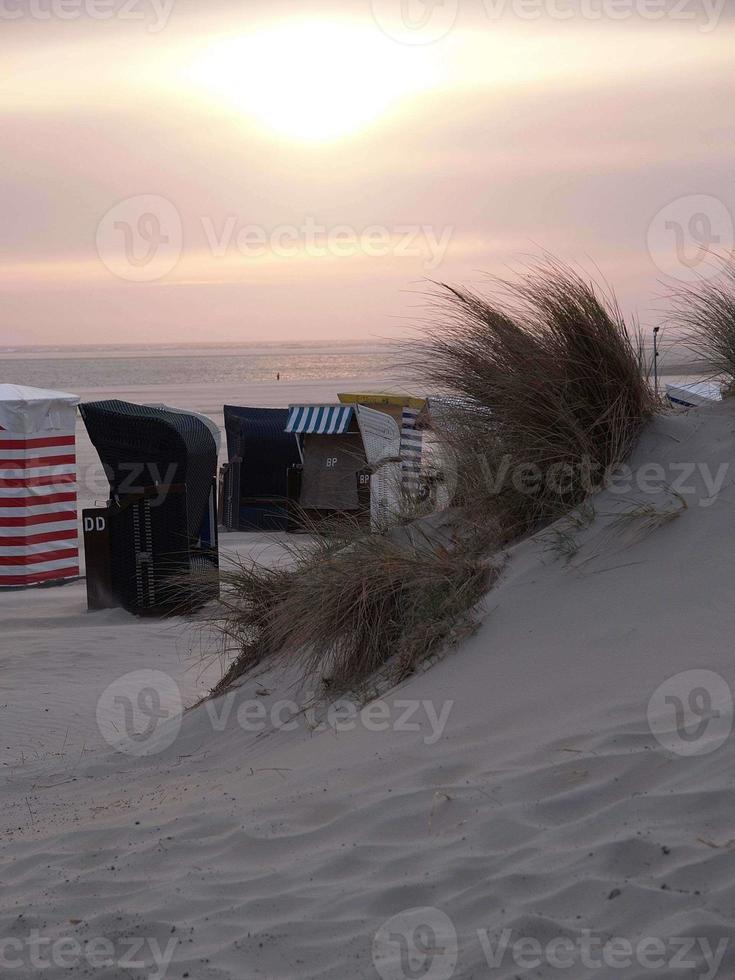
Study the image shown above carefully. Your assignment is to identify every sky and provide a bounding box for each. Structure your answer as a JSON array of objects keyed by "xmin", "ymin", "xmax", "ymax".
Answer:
[{"xmin": 2, "ymin": 0, "xmax": 734, "ymax": 345}]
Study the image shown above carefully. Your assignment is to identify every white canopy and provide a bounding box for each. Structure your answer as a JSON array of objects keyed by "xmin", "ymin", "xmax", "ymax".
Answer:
[{"xmin": 0, "ymin": 383, "xmax": 79, "ymax": 434}]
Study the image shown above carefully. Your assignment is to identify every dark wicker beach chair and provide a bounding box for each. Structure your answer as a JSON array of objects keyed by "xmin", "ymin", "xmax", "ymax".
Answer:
[
  {"xmin": 79, "ymin": 400, "xmax": 219, "ymax": 615},
  {"xmin": 222, "ymin": 406, "xmax": 300, "ymax": 531}
]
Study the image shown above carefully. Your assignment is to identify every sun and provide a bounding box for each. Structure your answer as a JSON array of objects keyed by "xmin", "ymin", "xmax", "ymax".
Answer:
[{"xmin": 188, "ymin": 23, "xmax": 432, "ymax": 141}]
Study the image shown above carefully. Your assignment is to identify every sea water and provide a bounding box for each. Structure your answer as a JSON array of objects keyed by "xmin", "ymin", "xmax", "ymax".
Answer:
[{"xmin": 0, "ymin": 341, "xmax": 400, "ymax": 390}]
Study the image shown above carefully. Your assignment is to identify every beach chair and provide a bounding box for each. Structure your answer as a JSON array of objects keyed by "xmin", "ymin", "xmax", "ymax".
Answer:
[
  {"xmin": 79, "ymin": 400, "xmax": 219, "ymax": 615},
  {"xmin": 285, "ymin": 403, "xmax": 404, "ymax": 530},
  {"xmin": 337, "ymin": 392, "xmax": 426, "ymax": 499},
  {"xmin": 221, "ymin": 406, "xmax": 301, "ymax": 531},
  {"xmin": 0, "ymin": 384, "xmax": 80, "ymax": 589},
  {"xmin": 285, "ymin": 403, "xmax": 366, "ymax": 528}
]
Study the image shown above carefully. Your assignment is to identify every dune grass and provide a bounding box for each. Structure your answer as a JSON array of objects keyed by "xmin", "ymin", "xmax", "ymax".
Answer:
[
  {"xmin": 671, "ymin": 262, "xmax": 735, "ymax": 383},
  {"xmin": 211, "ymin": 519, "xmax": 495, "ymax": 697},
  {"xmin": 410, "ymin": 260, "xmax": 656, "ymax": 538}
]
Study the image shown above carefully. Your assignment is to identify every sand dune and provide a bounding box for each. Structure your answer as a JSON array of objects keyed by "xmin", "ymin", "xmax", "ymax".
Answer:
[{"xmin": 3, "ymin": 401, "xmax": 735, "ymax": 979}]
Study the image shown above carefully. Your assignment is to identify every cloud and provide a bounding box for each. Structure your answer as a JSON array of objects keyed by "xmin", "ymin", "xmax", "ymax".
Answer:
[{"xmin": 1, "ymin": 7, "xmax": 734, "ymax": 342}]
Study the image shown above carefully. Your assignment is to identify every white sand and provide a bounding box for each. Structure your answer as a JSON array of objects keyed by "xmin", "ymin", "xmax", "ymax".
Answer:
[{"xmin": 3, "ymin": 395, "xmax": 735, "ymax": 978}]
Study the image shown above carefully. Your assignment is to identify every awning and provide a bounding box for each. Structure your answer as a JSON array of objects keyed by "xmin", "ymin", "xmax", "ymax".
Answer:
[{"xmin": 286, "ymin": 404, "xmax": 354, "ymax": 435}]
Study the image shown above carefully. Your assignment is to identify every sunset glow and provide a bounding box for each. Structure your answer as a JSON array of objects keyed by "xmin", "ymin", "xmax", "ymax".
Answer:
[
  {"xmin": 188, "ymin": 23, "xmax": 435, "ymax": 141},
  {"xmin": 1, "ymin": 5, "xmax": 734, "ymax": 344}
]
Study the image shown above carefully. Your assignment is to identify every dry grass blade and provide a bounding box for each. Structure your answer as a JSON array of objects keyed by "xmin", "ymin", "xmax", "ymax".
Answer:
[
  {"xmin": 210, "ymin": 521, "xmax": 497, "ymax": 696},
  {"xmin": 670, "ymin": 261, "xmax": 735, "ymax": 382},
  {"xmin": 405, "ymin": 259, "xmax": 656, "ymax": 537}
]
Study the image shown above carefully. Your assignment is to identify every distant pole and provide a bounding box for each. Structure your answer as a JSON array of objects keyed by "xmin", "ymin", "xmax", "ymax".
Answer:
[{"xmin": 653, "ymin": 326, "xmax": 660, "ymax": 398}]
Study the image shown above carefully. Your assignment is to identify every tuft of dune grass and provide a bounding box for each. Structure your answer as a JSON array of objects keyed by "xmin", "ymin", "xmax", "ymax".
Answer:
[
  {"xmin": 408, "ymin": 259, "xmax": 657, "ymax": 538},
  {"xmin": 210, "ymin": 519, "xmax": 496, "ymax": 697},
  {"xmin": 671, "ymin": 261, "xmax": 735, "ymax": 385}
]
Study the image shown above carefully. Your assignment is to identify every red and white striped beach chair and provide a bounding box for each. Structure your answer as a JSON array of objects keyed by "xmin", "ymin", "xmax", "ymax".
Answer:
[{"xmin": 0, "ymin": 384, "xmax": 80, "ymax": 588}]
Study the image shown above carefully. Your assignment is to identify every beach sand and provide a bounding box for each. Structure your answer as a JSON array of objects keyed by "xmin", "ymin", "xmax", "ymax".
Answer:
[
  {"xmin": 3, "ymin": 392, "xmax": 735, "ymax": 978},
  {"xmin": 3, "ymin": 375, "xmax": 394, "ymax": 766}
]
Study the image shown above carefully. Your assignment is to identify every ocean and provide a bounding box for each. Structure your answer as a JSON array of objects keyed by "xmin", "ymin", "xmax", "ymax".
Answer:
[
  {"xmin": 0, "ymin": 339, "xmax": 707, "ymax": 393},
  {"xmin": 0, "ymin": 341, "xmax": 408, "ymax": 511},
  {"xmin": 0, "ymin": 341, "xmax": 401, "ymax": 391}
]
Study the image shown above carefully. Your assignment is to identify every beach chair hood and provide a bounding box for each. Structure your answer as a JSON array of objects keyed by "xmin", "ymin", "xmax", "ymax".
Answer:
[
  {"xmin": 79, "ymin": 399, "xmax": 217, "ymax": 544},
  {"xmin": 0, "ymin": 383, "xmax": 79, "ymax": 435},
  {"xmin": 355, "ymin": 404, "xmax": 401, "ymax": 468}
]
